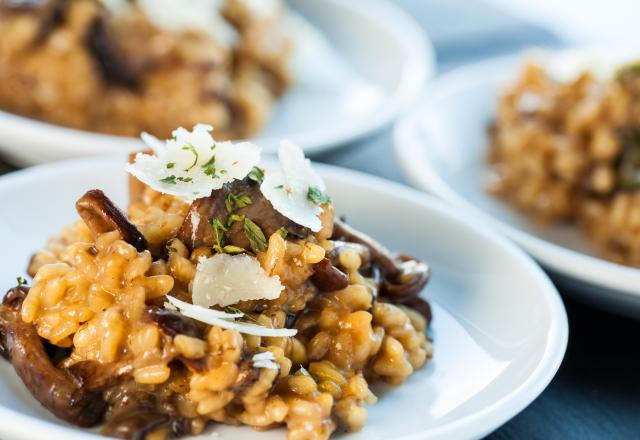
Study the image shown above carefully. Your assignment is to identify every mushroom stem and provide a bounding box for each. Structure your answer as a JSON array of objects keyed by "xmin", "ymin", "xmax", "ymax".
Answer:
[{"xmin": 76, "ymin": 189, "xmax": 148, "ymax": 252}]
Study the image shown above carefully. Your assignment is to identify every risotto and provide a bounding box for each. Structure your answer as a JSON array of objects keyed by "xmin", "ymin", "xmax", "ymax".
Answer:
[
  {"xmin": 0, "ymin": 0, "xmax": 292, "ymax": 140},
  {"xmin": 1, "ymin": 126, "xmax": 433, "ymax": 440},
  {"xmin": 488, "ymin": 58, "xmax": 640, "ymax": 266}
]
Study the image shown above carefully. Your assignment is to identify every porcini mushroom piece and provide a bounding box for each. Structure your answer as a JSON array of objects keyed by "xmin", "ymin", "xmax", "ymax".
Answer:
[{"xmin": 76, "ymin": 189, "xmax": 148, "ymax": 252}]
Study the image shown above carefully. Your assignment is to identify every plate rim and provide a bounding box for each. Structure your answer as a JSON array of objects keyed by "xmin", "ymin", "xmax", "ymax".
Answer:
[
  {"xmin": 393, "ymin": 53, "xmax": 640, "ymax": 300},
  {"xmin": 0, "ymin": 156, "xmax": 567, "ymax": 440},
  {"xmin": 0, "ymin": 0, "xmax": 435, "ymax": 166}
]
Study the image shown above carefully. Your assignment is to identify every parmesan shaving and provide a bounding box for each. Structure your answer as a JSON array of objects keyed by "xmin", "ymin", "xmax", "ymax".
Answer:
[
  {"xmin": 165, "ymin": 296, "xmax": 298, "ymax": 337},
  {"xmin": 252, "ymin": 351, "xmax": 279, "ymax": 370},
  {"xmin": 260, "ymin": 141, "xmax": 328, "ymax": 231},
  {"xmin": 191, "ymin": 254, "xmax": 284, "ymax": 307},
  {"xmin": 126, "ymin": 124, "xmax": 260, "ymax": 201}
]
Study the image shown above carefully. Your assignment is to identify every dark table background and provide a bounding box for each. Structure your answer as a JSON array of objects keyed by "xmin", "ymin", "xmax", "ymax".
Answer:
[{"xmin": 1, "ymin": 0, "xmax": 639, "ymax": 438}]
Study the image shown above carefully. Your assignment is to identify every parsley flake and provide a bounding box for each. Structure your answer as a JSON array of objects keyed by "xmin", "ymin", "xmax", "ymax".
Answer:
[
  {"xmin": 166, "ymin": 162, "xmax": 175, "ymax": 169},
  {"xmin": 307, "ymin": 186, "xmax": 332, "ymax": 205},
  {"xmin": 182, "ymin": 144, "xmax": 199, "ymax": 172},
  {"xmin": 248, "ymin": 167, "xmax": 265, "ymax": 185},
  {"xmin": 160, "ymin": 175, "xmax": 177, "ymax": 184},
  {"xmin": 201, "ymin": 155, "xmax": 217, "ymax": 177},
  {"xmin": 16, "ymin": 276, "xmax": 27, "ymax": 286},
  {"xmin": 243, "ymin": 218, "xmax": 267, "ymax": 253}
]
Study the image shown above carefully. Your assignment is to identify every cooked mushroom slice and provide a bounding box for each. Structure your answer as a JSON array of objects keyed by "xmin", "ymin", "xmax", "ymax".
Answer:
[
  {"xmin": 85, "ymin": 13, "xmax": 141, "ymax": 89},
  {"xmin": 312, "ymin": 258, "xmax": 349, "ymax": 292},
  {"xmin": 102, "ymin": 383, "xmax": 192, "ymax": 439},
  {"xmin": 332, "ymin": 219, "xmax": 431, "ymax": 316},
  {"xmin": 0, "ymin": 287, "xmax": 107, "ymax": 427},
  {"xmin": 177, "ymin": 177, "xmax": 309, "ymax": 251},
  {"xmin": 332, "ymin": 219, "xmax": 398, "ymax": 275},
  {"xmin": 380, "ymin": 255, "xmax": 431, "ymax": 304},
  {"xmin": 326, "ymin": 240, "xmax": 371, "ymax": 270},
  {"xmin": 76, "ymin": 189, "xmax": 148, "ymax": 252},
  {"xmin": 146, "ymin": 306, "xmax": 201, "ymax": 339}
]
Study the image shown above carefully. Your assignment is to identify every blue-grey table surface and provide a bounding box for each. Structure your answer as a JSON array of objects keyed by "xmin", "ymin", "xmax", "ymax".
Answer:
[{"xmin": 1, "ymin": 0, "xmax": 639, "ymax": 438}]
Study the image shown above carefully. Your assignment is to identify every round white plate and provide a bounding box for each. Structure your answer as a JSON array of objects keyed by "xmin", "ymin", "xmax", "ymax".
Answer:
[
  {"xmin": 0, "ymin": 157, "xmax": 566, "ymax": 440},
  {"xmin": 0, "ymin": 0, "xmax": 434, "ymax": 166},
  {"xmin": 394, "ymin": 52, "xmax": 640, "ymax": 317}
]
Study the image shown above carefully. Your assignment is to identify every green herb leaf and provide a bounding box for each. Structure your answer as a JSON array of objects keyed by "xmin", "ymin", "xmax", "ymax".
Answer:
[
  {"xmin": 243, "ymin": 218, "xmax": 267, "ymax": 253},
  {"xmin": 201, "ymin": 155, "xmax": 217, "ymax": 177},
  {"xmin": 210, "ymin": 217, "xmax": 228, "ymax": 251},
  {"xmin": 276, "ymin": 227, "xmax": 288, "ymax": 238},
  {"xmin": 177, "ymin": 177, "xmax": 192, "ymax": 183},
  {"xmin": 16, "ymin": 276, "xmax": 27, "ymax": 286},
  {"xmin": 225, "ymin": 194, "xmax": 234, "ymax": 213},
  {"xmin": 235, "ymin": 194, "xmax": 252, "ymax": 208},
  {"xmin": 182, "ymin": 144, "xmax": 199, "ymax": 172},
  {"xmin": 222, "ymin": 245, "xmax": 246, "ymax": 254},
  {"xmin": 274, "ymin": 184, "xmax": 284, "ymax": 189},
  {"xmin": 248, "ymin": 167, "xmax": 265, "ymax": 185},
  {"xmin": 307, "ymin": 186, "xmax": 332, "ymax": 205},
  {"xmin": 166, "ymin": 162, "xmax": 175, "ymax": 169},
  {"xmin": 225, "ymin": 193, "xmax": 253, "ymax": 213},
  {"xmin": 227, "ymin": 213, "xmax": 245, "ymax": 227},
  {"xmin": 160, "ymin": 175, "xmax": 177, "ymax": 184}
]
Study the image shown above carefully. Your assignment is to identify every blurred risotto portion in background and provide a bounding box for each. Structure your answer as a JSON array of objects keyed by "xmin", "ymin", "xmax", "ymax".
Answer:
[
  {"xmin": 0, "ymin": 0, "xmax": 293, "ymax": 139},
  {"xmin": 488, "ymin": 60, "xmax": 640, "ymax": 266}
]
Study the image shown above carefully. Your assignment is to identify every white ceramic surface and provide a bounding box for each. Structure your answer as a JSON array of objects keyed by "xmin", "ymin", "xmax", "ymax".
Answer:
[
  {"xmin": 394, "ymin": 52, "xmax": 640, "ymax": 316},
  {"xmin": 0, "ymin": 0, "xmax": 434, "ymax": 166},
  {"xmin": 0, "ymin": 157, "xmax": 566, "ymax": 440}
]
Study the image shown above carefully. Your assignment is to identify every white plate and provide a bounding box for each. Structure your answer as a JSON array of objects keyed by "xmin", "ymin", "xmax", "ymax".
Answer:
[
  {"xmin": 394, "ymin": 52, "xmax": 640, "ymax": 317},
  {"xmin": 0, "ymin": 0, "xmax": 434, "ymax": 166},
  {"xmin": 0, "ymin": 157, "xmax": 566, "ymax": 440}
]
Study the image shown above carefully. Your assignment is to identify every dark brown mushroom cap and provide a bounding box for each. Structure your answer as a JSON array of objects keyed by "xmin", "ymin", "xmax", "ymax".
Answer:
[
  {"xmin": 311, "ymin": 258, "xmax": 349, "ymax": 292},
  {"xmin": 332, "ymin": 219, "xmax": 431, "ymax": 318},
  {"xmin": 76, "ymin": 189, "xmax": 148, "ymax": 252},
  {"xmin": 380, "ymin": 255, "xmax": 431, "ymax": 304},
  {"xmin": 0, "ymin": 286, "xmax": 107, "ymax": 427},
  {"xmin": 177, "ymin": 178, "xmax": 309, "ymax": 251},
  {"xmin": 85, "ymin": 13, "xmax": 141, "ymax": 89}
]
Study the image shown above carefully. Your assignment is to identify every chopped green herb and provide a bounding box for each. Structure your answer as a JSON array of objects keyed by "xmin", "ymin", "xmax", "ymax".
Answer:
[
  {"xmin": 177, "ymin": 177, "xmax": 192, "ymax": 183},
  {"xmin": 16, "ymin": 276, "xmax": 27, "ymax": 286},
  {"xmin": 225, "ymin": 306, "xmax": 259, "ymax": 324},
  {"xmin": 182, "ymin": 144, "xmax": 199, "ymax": 172},
  {"xmin": 166, "ymin": 162, "xmax": 175, "ymax": 169},
  {"xmin": 227, "ymin": 213, "xmax": 245, "ymax": 227},
  {"xmin": 225, "ymin": 193, "xmax": 252, "ymax": 213},
  {"xmin": 201, "ymin": 155, "xmax": 217, "ymax": 177},
  {"xmin": 222, "ymin": 245, "xmax": 246, "ymax": 254},
  {"xmin": 243, "ymin": 218, "xmax": 267, "ymax": 253},
  {"xmin": 307, "ymin": 186, "xmax": 332, "ymax": 205},
  {"xmin": 160, "ymin": 175, "xmax": 177, "ymax": 184},
  {"xmin": 274, "ymin": 184, "xmax": 284, "ymax": 189},
  {"xmin": 276, "ymin": 227, "xmax": 288, "ymax": 238},
  {"xmin": 225, "ymin": 194, "xmax": 234, "ymax": 213},
  {"xmin": 248, "ymin": 167, "xmax": 265, "ymax": 185},
  {"xmin": 210, "ymin": 217, "xmax": 228, "ymax": 252}
]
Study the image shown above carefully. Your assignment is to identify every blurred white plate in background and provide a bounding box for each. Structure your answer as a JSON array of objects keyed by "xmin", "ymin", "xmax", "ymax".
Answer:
[
  {"xmin": 394, "ymin": 49, "xmax": 640, "ymax": 317},
  {"xmin": 0, "ymin": 0, "xmax": 434, "ymax": 166},
  {"xmin": 0, "ymin": 157, "xmax": 566, "ymax": 440}
]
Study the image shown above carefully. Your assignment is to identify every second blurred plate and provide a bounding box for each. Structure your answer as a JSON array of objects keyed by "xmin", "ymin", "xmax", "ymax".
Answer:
[
  {"xmin": 0, "ymin": 0, "xmax": 434, "ymax": 166},
  {"xmin": 394, "ymin": 52, "xmax": 640, "ymax": 317}
]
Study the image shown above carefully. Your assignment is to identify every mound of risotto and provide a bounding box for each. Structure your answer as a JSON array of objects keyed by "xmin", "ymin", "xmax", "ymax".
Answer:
[
  {"xmin": 0, "ymin": 0, "xmax": 292, "ymax": 139},
  {"xmin": 488, "ymin": 58, "xmax": 640, "ymax": 266},
  {"xmin": 0, "ymin": 125, "xmax": 433, "ymax": 440}
]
